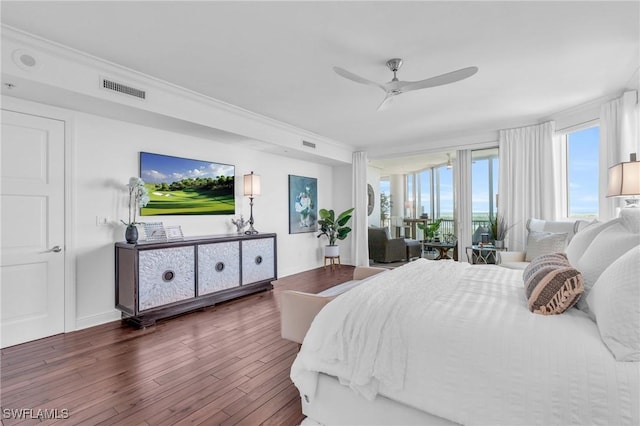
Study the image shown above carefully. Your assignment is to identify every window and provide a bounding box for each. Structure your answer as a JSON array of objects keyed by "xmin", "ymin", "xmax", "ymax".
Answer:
[
  {"xmin": 406, "ymin": 174, "xmax": 415, "ymax": 216},
  {"xmin": 565, "ymin": 126, "xmax": 599, "ymax": 219},
  {"xmin": 437, "ymin": 165, "xmax": 454, "ymax": 220},
  {"xmin": 471, "ymin": 148, "xmax": 499, "ymax": 227},
  {"xmin": 418, "ymin": 169, "xmax": 432, "ymax": 218},
  {"xmin": 404, "ymin": 155, "xmax": 455, "ymax": 237},
  {"xmin": 379, "ymin": 178, "xmax": 391, "ymax": 226}
]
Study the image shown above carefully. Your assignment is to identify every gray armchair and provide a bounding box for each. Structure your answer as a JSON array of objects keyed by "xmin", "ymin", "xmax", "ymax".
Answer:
[{"xmin": 368, "ymin": 227, "xmax": 421, "ymax": 263}]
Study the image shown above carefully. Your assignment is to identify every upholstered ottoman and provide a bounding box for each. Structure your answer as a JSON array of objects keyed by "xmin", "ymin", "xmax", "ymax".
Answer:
[{"xmin": 405, "ymin": 239, "xmax": 422, "ymax": 260}]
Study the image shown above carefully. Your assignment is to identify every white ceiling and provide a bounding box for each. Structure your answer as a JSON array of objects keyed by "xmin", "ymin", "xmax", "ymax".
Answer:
[{"xmin": 1, "ymin": 1, "xmax": 639, "ymax": 170}]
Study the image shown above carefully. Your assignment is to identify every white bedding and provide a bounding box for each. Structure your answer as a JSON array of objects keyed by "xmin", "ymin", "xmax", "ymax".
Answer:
[{"xmin": 291, "ymin": 259, "xmax": 640, "ymax": 425}]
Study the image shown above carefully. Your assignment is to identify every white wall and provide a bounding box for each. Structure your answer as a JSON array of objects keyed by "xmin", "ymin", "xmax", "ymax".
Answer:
[
  {"xmin": 2, "ymin": 25, "xmax": 356, "ymax": 331},
  {"xmin": 4, "ymin": 99, "xmax": 337, "ymax": 330},
  {"xmin": 329, "ymin": 165, "xmax": 354, "ymax": 264}
]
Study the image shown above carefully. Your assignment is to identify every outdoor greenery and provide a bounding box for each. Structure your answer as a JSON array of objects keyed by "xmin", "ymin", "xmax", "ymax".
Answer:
[
  {"xmin": 417, "ymin": 218, "xmax": 442, "ymax": 241},
  {"xmin": 380, "ymin": 193, "xmax": 392, "ymax": 224}
]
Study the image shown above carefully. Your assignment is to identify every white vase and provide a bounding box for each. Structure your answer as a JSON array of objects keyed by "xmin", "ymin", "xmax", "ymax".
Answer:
[
  {"xmin": 324, "ymin": 245, "xmax": 339, "ymax": 257},
  {"xmin": 494, "ymin": 240, "xmax": 504, "ymax": 249}
]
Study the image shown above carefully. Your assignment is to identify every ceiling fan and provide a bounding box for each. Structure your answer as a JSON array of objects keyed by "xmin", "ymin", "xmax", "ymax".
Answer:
[{"xmin": 333, "ymin": 58, "xmax": 478, "ymax": 111}]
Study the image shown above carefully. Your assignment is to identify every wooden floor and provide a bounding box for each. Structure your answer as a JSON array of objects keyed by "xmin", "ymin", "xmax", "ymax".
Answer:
[{"xmin": 0, "ymin": 265, "xmax": 355, "ymax": 426}]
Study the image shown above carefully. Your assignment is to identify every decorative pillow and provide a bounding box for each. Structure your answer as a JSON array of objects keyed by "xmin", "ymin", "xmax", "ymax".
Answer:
[
  {"xmin": 586, "ymin": 246, "xmax": 640, "ymax": 361},
  {"xmin": 575, "ymin": 220, "xmax": 640, "ymax": 312},
  {"xmin": 525, "ymin": 231, "xmax": 568, "ymax": 261},
  {"xmin": 522, "ymin": 252, "xmax": 569, "ymax": 282},
  {"xmin": 524, "ymin": 254, "xmax": 584, "ymax": 315}
]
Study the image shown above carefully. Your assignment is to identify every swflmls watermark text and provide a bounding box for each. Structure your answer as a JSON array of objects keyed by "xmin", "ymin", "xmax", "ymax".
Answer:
[{"xmin": 2, "ymin": 408, "xmax": 70, "ymax": 420}]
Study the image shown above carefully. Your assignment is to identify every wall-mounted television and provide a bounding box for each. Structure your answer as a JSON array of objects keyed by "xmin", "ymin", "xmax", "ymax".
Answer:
[{"xmin": 139, "ymin": 152, "xmax": 235, "ymax": 216}]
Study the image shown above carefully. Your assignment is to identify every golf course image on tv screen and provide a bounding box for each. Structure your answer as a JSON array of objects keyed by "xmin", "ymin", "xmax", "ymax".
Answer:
[{"xmin": 139, "ymin": 152, "xmax": 235, "ymax": 216}]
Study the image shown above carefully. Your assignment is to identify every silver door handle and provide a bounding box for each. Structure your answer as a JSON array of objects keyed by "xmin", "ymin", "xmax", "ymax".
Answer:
[{"xmin": 49, "ymin": 245, "xmax": 63, "ymax": 253}]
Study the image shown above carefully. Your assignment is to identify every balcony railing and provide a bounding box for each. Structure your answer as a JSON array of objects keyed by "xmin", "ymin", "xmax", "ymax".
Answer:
[{"xmin": 401, "ymin": 218, "xmax": 491, "ymax": 241}]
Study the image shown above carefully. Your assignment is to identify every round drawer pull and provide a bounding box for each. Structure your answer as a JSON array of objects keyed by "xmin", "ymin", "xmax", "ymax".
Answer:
[
  {"xmin": 255, "ymin": 255, "xmax": 263, "ymax": 265},
  {"xmin": 215, "ymin": 262, "xmax": 225, "ymax": 272},
  {"xmin": 162, "ymin": 270, "xmax": 175, "ymax": 282}
]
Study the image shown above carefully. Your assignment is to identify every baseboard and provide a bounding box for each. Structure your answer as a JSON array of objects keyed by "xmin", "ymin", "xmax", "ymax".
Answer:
[{"xmin": 74, "ymin": 310, "xmax": 121, "ymax": 331}]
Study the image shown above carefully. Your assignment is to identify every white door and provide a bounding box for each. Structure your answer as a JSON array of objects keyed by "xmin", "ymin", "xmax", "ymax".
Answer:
[{"xmin": 1, "ymin": 109, "xmax": 65, "ymax": 348}]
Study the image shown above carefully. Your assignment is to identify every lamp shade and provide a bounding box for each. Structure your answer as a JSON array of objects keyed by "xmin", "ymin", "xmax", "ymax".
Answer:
[
  {"xmin": 607, "ymin": 160, "xmax": 640, "ymax": 197},
  {"xmin": 243, "ymin": 171, "xmax": 261, "ymax": 196}
]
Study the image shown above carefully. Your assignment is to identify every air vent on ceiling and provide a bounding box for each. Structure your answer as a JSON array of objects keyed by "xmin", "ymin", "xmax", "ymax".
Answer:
[
  {"xmin": 101, "ymin": 78, "xmax": 146, "ymax": 99},
  {"xmin": 302, "ymin": 140, "xmax": 316, "ymax": 149}
]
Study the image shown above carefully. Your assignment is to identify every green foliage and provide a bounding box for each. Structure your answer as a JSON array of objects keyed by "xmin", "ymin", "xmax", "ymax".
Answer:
[
  {"xmin": 317, "ymin": 208, "xmax": 355, "ymax": 246},
  {"xmin": 417, "ymin": 218, "xmax": 442, "ymax": 240},
  {"xmin": 380, "ymin": 193, "xmax": 392, "ymax": 224}
]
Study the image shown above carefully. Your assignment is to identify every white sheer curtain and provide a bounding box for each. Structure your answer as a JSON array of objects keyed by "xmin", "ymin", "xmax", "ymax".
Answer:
[
  {"xmin": 498, "ymin": 121, "xmax": 562, "ymax": 251},
  {"xmin": 599, "ymin": 90, "xmax": 639, "ymax": 220},
  {"xmin": 352, "ymin": 151, "xmax": 369, "ymax": 266},
  {"xmin": 454, "ymin": 150, "xmax": 472, "ymax": 262}
]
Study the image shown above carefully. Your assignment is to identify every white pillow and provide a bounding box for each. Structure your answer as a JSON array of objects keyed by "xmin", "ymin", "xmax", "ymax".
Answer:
[
  {"xmin": 586, "ymin": 246, "xmax": 640, "ymax": 361},
  {"xmin": 565, "ymin": 220, "xmax": 615, "ymax": 266},
  {"xmin": 525, "ymin": 231, "xmax": 568, "ymax": 261},
  {"xmin": 620, "ymin": 208, "xmax": 640, "ymax": 234},
  {"xmin": 575, "ymin": 221, "xmax": 640, "ymax": 312}
]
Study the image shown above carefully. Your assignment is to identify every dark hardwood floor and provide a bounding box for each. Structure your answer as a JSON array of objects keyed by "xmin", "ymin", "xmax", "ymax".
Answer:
[{"xmin": 0, "ymin": 265, "xmax": 355, "ymax": 426}]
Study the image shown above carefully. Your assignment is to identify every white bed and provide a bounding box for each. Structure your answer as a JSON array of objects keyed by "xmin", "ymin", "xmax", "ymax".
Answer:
[{"xmin": 291, "ymin": 257, "xmax": 640, "ymax": 425}]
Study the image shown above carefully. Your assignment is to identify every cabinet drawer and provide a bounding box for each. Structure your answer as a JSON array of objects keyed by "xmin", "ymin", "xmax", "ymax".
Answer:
[
  {"xmin": 198, "ymin": 241, "xmax": 240, "ymax": 295},
  {"xmin": 138, "ymin": 246, "xmax": 195, "ymax": 311},
  {"xmin": 242, "ymin": 237, "xmax": 275, "ymax": 285}
]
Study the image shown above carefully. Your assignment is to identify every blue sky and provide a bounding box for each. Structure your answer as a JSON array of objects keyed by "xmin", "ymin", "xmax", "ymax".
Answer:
[
  {"xmin": 567, "ymin": 126, "xmax": 599, "ymax": 216},
  {"xmin": 140, "ymin": 152, "xmax": 234, "ymax": 184}
]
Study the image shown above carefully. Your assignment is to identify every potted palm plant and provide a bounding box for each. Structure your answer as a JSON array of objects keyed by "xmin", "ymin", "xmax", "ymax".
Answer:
[{"xmin": 317, "ymin": 207, "xmax": 354, "ymax": 257}]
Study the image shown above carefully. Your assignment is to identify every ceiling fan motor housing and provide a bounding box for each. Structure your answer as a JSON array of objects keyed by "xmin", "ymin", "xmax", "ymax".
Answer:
[{"xmin": 386, "ymin": 58, "xmax": 403, "ymax": 72}]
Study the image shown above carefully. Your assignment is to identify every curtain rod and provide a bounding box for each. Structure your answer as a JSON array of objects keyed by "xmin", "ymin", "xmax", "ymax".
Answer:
[{"xmin": 556, "ymin": 118, "xmax": 599, "ymax": 133}]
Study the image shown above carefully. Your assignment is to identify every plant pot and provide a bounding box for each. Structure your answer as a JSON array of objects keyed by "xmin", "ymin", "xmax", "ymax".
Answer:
[
  {"xmin": 324, "ymin": 245, "xmax": 339, "ymax": 257},
  {"xmin": 494, "ymin": 240, "xmax": 504, "ymax": 249}
]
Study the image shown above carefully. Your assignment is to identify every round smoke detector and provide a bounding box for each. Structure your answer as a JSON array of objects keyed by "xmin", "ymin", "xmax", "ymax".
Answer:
[{"xmin": 12, "ymin": 49, "xmax": 39, "ymax": 71}]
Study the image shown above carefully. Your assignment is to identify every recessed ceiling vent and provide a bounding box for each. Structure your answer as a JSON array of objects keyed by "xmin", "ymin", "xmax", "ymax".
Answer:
[
  {"xmin": 101, "ymin": 78, "xmax": 146, "ymax": 100},
  {"xmin": 302, "ymin": 140, "xmax": 316, "ymax": 149}
]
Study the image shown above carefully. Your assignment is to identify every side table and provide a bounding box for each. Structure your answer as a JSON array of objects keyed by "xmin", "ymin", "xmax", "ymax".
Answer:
[
  {"xmin": 465, "ymin": 245, "xmax": 507, "ymax": 264},
  {"xmin": 423, "ymin": 241, "xmax": 457, "ymax": 260}
]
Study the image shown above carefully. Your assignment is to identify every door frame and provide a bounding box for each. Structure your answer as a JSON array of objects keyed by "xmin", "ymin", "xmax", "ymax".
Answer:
[{"xmin": 2, "ymin": 95, "xmax": 77, "ymax": 333}]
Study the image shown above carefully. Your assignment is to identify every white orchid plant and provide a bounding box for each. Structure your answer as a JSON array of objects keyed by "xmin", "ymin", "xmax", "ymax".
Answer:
[{"xmin": 121, "ymin": 177, "xmax": 150, "ymax": 226}]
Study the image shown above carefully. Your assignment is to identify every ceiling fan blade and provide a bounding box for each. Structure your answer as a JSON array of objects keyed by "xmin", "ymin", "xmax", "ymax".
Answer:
[
  {"xmin": 377, "ymin": 94, "xmax": 395, "ymax": 111},
  {"xmin": 333, "ymin": 67, "xmax": 385, "ymax": 91},
  {"xmin": 401, "ymin": 66, "xmax": 478, "ymax": 92}
]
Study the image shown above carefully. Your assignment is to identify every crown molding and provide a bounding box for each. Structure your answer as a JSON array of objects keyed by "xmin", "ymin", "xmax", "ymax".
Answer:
[{"xmin": 1, "ymin": 25, "xmax": 355, "ymax": 161}]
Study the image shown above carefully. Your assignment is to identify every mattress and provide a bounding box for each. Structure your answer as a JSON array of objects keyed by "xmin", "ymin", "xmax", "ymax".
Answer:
[{"xmin": 291, "ymin": 259, "xmax": 640, "ymax": 425}]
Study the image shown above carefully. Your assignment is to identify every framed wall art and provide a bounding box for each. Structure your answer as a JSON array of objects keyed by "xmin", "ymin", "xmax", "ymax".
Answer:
[{"xmin": 288, "ymin": 175, "xmax": 318, "ymax": 234}]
